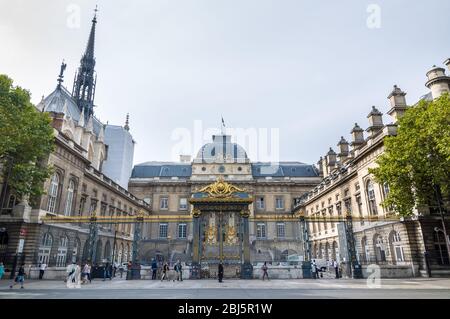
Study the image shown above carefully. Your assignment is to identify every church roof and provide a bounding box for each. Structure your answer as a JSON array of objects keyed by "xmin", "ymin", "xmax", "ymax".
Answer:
[{"xmin": 41, "ymin": 85, "xmax": 103, "ymax": 136}]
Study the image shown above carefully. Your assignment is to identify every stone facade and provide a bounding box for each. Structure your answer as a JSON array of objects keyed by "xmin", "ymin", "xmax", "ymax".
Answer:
[{"xmin": 293, "ymin": 59, "xmax": 450, "ymax": 278}]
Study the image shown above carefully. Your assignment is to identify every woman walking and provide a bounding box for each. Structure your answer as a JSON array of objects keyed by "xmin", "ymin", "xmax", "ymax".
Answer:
[
  {"xmin": 261, "ymin": 262, "xmax": 269, "ymax": 281},
  {"xmin": 161, "ymin": 262, "xmax": 169, "ymax": 281}
]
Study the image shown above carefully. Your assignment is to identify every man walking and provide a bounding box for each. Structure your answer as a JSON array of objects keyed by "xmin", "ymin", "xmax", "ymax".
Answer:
[
  {"xmin": 218, "ymin": 262, "xmax": 224, "ymax": 283},
  {"xmin": 311, "ymin": 260, "xmax": 317, "ymax": 279},
  {"xmin": 333, "ymin": 260, "xmax": 339, "ymax": 279},
  {"xmin": 82, "ymin": 263, "xmax": 91, "ymax": 284},
  {"xmin": 175, "ymin": 260, "xmax": 183, "ymax": 281},
  {"xmin": 151, "ymin": 258, "xmax": 158, "ymax": 280},
  {"xmin": 39, "ymin": 262, "xmax": 47, "ymax": 280},
  {"xmin": 161, "ymin": 262, "xmax": 169, "ymax": 281},
  {"xmin": 10, "ymin": 263, "xmax": 26, "ymax": 289},
  {"xmin": 103, "ymin": 262, "xmax": 111, "ymax": 281},
  {"xmin": 261, "ymin": 262, "xmax": 269, "ymax": 281}
]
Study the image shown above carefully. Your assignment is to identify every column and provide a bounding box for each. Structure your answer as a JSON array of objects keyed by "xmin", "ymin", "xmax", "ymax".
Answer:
[{"xmin": 345, "ymin": 213, "xmax": 363, "ymax": 278}]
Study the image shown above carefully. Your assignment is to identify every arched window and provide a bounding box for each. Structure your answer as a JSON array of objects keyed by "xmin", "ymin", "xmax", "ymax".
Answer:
[
  {"xmin": 434, "ymin": 232, "xmax": 450, "ymax": 265},
  {"xmin": 38, "ymin": 233, "xmax": 53, "ymax": 265},
  {"xmin": 64, "ymin": 180, "xmax": 76, "ymax": 216},
  {"xmin": 366, "ymin": 180, "xmax": 378, "ymax": 215},
  {"xmin": 56, "ymin": 236, "xmax": 69, "ymax": 267},
  {"xmin": 389, "ymin": 231, "xmax": 405, "ymax": 263},
  {"xmin": 47, "ymin": 173, "xmax": 60, "ymax": 213},
  {"xmin": 118, "ymin": 243, "xmax": 124, "ymax": 264},
  {"xmin": 374, "ymin": 234, "xmax": 386, "ymax": 263},
  {"xmin": 0, "ymin": 230, "xmax": 8, "ymax": 255}
]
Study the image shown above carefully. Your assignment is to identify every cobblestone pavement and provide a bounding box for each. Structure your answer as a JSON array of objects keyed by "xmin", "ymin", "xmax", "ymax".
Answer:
[{"xmin": 0, "ymin": 278, "xmax": 449, "ymax": 299}]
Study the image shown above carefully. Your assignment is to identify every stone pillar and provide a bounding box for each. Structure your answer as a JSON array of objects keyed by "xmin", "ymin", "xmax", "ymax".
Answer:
[
  {"xmin": 240, "ymin": 209, "xmax": 253, "ymax": 279},
  {"xmin": 191, "ymin": 209, "xmax": 201, "ymax": 279},
  {"xmin": 300, "ymin": 215, "xmax": 312, "ymax": 278},
  {"xmin": 344, "ymin": 213, "xmax": 363, "ymax": 279},
  {"xmin": 130, "ymin": 217, "xmax": 143, "ymax": 280}
]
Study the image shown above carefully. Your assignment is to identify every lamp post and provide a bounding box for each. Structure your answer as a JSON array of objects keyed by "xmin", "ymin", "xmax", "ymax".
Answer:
[{"xmin": 167, "ymin": 235, "xmax": 172, "ymax": 265}]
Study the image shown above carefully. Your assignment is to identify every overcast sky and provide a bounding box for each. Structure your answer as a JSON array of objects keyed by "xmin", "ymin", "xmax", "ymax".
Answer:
[{"xmin": 1, "ymin": 0, "xmax": 450, "ymax": 166}]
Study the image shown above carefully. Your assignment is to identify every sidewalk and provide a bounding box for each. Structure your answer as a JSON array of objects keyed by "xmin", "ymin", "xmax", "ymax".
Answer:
[{"xmin": 1, "ymin": 277, "xmax": 450, "ymax": 290}]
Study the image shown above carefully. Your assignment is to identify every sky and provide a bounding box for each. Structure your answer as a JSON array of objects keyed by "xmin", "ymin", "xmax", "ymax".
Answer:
[{"xmin": 1, "ymin": 0, "xmax": 450, "ymax": 166}]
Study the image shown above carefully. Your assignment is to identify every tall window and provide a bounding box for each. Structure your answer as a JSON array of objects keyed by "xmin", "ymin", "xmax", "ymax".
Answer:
[
  {"xmin": 356, "ymin": 195, "xmax": 364, "ymax": 225},
  {"xmin": 434, "ymin": 232, "xmax": 450, "ymax": 265},
  {"xmin": 178, "ymin": 223, "xmax": 187, "ymax": 239},
  {"xmin": 390, "ymin": 231, "xmax": 405, "ymax": 263},
  {"xmin": 47, "ymin": 173, "xmax": 60, "ymax": 213},
  {"xmin": 64, "ymin": 180, "xmax": 75, "ymax": 216},
  {"xmin": 56, "ymin": 236, "xmax": 68, "ymax": 267},
  {"xmin": 374, "ymin": 235, "xmax": 386, "ymax": 262},
  {"xmin": 78, "ymin": 196, "xmax": 86, "ymax": 216},
  {"xmin": 275, "ymin": 197, "xmax": 284, "ymax": 210},
  {"xmin": 256, "ymin": 197, "xmax": 265, "ymax": 210},
  {"xmin": 160, "ymin": 197, "xmax": 169, "ymax": 210},
  {"xmin": 366, "ymin": 180, "xmax": 378, "ymax": 215},
  {"xmin": 159, "ymin": 223, "xmax": 168, "ymax": 238},
  {"xmin": 256, "ymin": 223, "xmax": 266, "ymax": 239},
  {"xmin": 179, "ymin": 198, "xmax": 188, "ymax": 210},
  {"xmin": 38, "ymin": 233, "xmax": 53, "ymax": 265},
  {"xmin": 361, "ymin": 237, "xmax": 370, "ymax": 263},
  {"xmin": 277, "ymin": 223, "xmax": 286, "ymax": 238}
]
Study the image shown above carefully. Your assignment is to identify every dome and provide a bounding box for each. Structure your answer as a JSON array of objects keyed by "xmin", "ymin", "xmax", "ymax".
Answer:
[{"xmin": 195, "ymin": 135, "xmax": 248, "ymax": 163}]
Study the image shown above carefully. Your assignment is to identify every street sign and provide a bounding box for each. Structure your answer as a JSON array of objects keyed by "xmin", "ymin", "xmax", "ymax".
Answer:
[{"xmin": 17, "ymin": 239, "xmax": 25, "ymax": 253}]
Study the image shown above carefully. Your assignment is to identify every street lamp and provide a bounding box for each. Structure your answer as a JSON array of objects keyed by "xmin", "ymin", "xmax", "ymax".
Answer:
[{"xmin": 167, "ymin": 235, "xmax": 172, "ymax": 265}]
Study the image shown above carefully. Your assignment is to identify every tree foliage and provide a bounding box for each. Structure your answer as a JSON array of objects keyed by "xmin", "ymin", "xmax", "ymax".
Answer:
[
  {"xmin": 0, "ymin": 74, "xmax": 55, "ymax": 202},
  {"xmin": 370, "ymin": 94, "xmax": 450, "ymax": 217}
]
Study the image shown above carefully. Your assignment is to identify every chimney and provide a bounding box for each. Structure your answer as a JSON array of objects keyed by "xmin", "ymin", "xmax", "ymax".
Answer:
[
  {"xmin": 317, "ymin": 157, "xmax": 324, "ymax": 176},
  {"xmin": 49, "ymin": 111, "xmax": 65, "ymax": 131},
  {"xmin": 180, "ymin": 155, "xmax": 192, "ymax": 163},
  {"xmin": 387, "ymin": 85, "xmax": 408, "ymax": 123},
  {"xmin": 337, "ymin": 136, "xmax": 349, "ymax": 163},
  {"xmin": 322, "ymin": 155, "xmax": 329, "ymax": 178},
  {"xmin": 327, "ymin": 148, "xmax": 337, "ymax": 169},
  {"xmin": 350, "ymin": 123, "xmax": 365, "ymax": 150},
  {"xmin": 444, "ymin": 58, "xmax": 450, "ymax": 72},
  {"xmin": 366, "ymin": 106, "xmax": 384, "ymax": 138},
  {"xmin": 425, "ymin": 65, "xmax": 450, "ymax": 99}
]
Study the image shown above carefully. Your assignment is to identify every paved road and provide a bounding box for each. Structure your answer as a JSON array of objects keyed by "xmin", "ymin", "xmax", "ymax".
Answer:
[{"xmin": 1, "ymin": 278, "xmax": 449, "ymax": 299}]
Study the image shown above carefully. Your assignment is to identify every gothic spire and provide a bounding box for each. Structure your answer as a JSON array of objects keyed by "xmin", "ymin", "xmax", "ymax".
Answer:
[
  {"xmin": 72, "ymin": 7, "xmax": 98, "ymax": 121},
  {"xmin": 124, "ymin": 113, "xmax": 130, "ymax": 131}
]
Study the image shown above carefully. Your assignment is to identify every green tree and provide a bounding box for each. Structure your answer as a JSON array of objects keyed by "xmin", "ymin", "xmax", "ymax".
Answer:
[
  {"xmin": 370, "ymin": 94, "xmax": 450, "ymax": 217},
  {"xmin": 0, "ymin": 74, "xmax": 55, "ymax": 205}
]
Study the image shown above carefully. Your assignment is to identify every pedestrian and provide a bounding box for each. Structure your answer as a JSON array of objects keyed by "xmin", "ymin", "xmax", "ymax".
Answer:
[
  {"xmin": 39, "ymin": 262, "xmax": 47, "ymax": 280},
  {"xmin": 0, "ymin": 262, "xmax": 5, "ymax": 280},
  {"xmin": 82, "ymin": 262, "xmax": 91, "ymax": 283},
  {"xmin": 119, "ymin": 263, "xmax": 124, "ymax": 278},
  {"xmin": 261, "ymin": 262, "xmax": 269, "ymax": 281},
  {"xmin": 103, "ymin": 262, "xmax": 111, "ymax": 281},
  {"xmin": 175, "ymin": 260, "xmax": 183, "ymax": 281},
  {"xmin": 161, "ymin": 262, "xmax": 169, "ymax": 281},
  {"xmin": 311, "ymin": 260, "xmax": 317, "ymax": 279},
  {"xmin": 218, "ymin": 262, "xmax": 224, "ymax": 283},
  {"xmin": 126, "ymin": 261, "xmax": 132, "ymax": 280},
  {"xmin": 10, "ymin": 263, "xmax": 26, "ymax": 289},
  {"xmin": 333, "ymin": 260, "xmax": 339, "ymax": 279},
  {"xmin": 151, "ymin": 258, "xmax": 158, "ymax": 280},
  {"xmin": 112, "ymin": 263, "xmax": 117, "ymax": 278}
]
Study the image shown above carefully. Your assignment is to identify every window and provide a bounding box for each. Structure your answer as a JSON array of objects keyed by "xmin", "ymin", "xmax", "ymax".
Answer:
[
  {"xmin": 366, "ymin": 180, "xmax": 378, "ymax": 215},
  {"xmin": 434, "ymin": 232, "xmax": 450, "ymax": 265},
  {"xmin": 178, "ymin": 223, "xmax": 187, "ymax": 239},
  {"xmin": 374, "ymin": 235, "xmax": 386, "ymax": 262},
  {"xmin": 275, "ymin": 197, "xmax": 284, "ymax": 210},
  {"xmin": 47, "ymin": 173, "xmax": 60, "ymax": 213},
  {"xmin": 72, "ymin": 238, "xmax": 80, "ymax": 263},
  {"xmin": 256, "ymin": 197, "xmax": 265, "ymax": 210},
  {"xmin": 390, "ymin": 231, "xmax": 404, "ymax": 263},
  {"xmin": 78, "ymin": 196, "xmax": 86, "ymax": 216},
  {"xmin": 277, "ymin": 223, "xmax": 286, "ymax": 238},
  {"xmin": 160, "ymin": 197, "xmax": 169, "ymax": 210},
  {"xmin": 256, "ymin": 223, "xmax": 266, "ymax": 239},
  {"xmin": 356, "ymin": 195, "xmax": 364, "ymax": 225},
  {"xmin": 56, "ymin": 236, "xmax": 68, "ymax": 267},
  {"xmin": 179, "ymin": 198, "xmax": 188, "ymax": 210},
  {"xmin": 64, "ymin": 180, "xmax": 75, "ymax": 216},
  {"xmin": 159, "ymin": 223, "xmax": 168, "ymax": 238},
  {"xmin": 38, "ymin": 233, "xmax": 53, "ymax": 265}
]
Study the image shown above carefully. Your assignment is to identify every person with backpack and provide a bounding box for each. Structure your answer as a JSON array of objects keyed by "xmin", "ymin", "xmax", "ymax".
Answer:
[
  {"xmin": 151, "ymin": 258, "xmax": 158, "ymax": 280},
  {"xmin": 311, "ymin": 260, "xmax": 317, "ymax": 279},
  {"xmin": 10, "ymin": 263, "xmax": 26, "ymax": 289}
]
